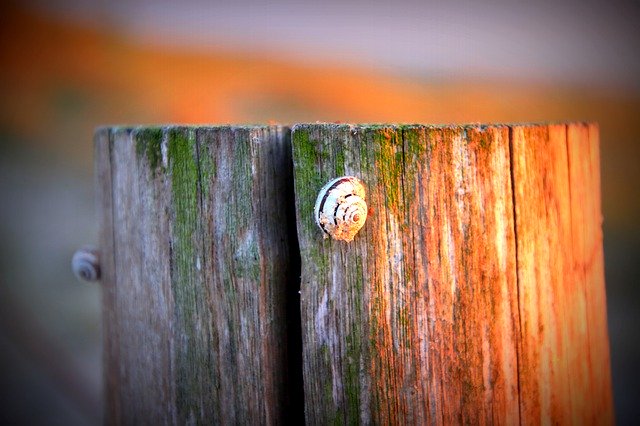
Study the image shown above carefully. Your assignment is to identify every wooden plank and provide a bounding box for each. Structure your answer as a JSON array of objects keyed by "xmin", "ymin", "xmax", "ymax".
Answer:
[
  {"xmin": 292, "ymin": 124, "xmax": 520, "ymax": 424},
  {"xmin": 98, "ymin": 125, "xmax": 299, "ymax": 424},
  {"xmin": 511, "ymin": 124, "xmax": 574, "ymax": 423},
  {"xmin": 510, "ymin": 122, "xmax": 613, "ymax": 425},
  {"xmin": 294, "ymin": 122, "xmax": 612, "ymax": 425},
  {"xmin": 195, "ymin": 126, "xmax": 297, "ymax": 423},
  {"xmin": 109, "ymin": 127, "xmax": 174, "ymax": 424}
]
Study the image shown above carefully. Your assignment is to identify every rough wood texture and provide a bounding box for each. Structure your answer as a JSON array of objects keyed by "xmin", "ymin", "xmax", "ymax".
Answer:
[
  {"xmin": 292, "ymin": 123, "xmax": 613, "ymax": 425},
  {"xmin": 95, "ymin": 125, "xmax": 302, "ymax": 424}
]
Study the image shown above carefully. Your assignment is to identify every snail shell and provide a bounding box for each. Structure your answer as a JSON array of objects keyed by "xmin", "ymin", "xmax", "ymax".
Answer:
[
  {"xmin": 314, "ymin": 176, "xmax": 367, "ymax": 242},
  {"xmin": 72, "ymin": 247, "xmax": 101, "ymax": 282}
]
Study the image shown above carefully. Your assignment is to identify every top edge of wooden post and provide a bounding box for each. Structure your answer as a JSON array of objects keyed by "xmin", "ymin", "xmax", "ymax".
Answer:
[
  {"xmin": 94, "ymin": 121, "xmax": 596, "ymax": 134},
  {"xmin": 291, "ymin": 121, "xmax": 597, "ymax": 131},
  {"xmin": 93, "ymin": 124, "xmax": 290, "ymax": 134}
]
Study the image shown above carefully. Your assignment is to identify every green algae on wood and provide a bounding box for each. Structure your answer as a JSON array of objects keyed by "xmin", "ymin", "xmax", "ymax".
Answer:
[
  {"xmin": 166, "ymin": 127, "xmax": 215, "ymax": 422},
  {"xmin": 134, "ymin": 127, "xmax": 164, "ymax": 174}
]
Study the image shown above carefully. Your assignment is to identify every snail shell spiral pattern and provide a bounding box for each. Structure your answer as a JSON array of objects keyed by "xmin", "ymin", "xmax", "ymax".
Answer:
[
  {"xmin": 314, "ymin": 176, "xmax": 367, "ymax": 242},
  {"xmin": 72, "ymin": 247, "xmax": 101, "ymax": 282}
]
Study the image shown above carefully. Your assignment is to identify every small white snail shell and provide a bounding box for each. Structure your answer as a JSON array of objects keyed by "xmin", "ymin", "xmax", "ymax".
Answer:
[
  {"xmin": 314, "ymin": 176, "xmax": 367, "ymax": 242},
  {"xmin": 72, "ymin": 247, "xmax": 101, "ymax": 282}
]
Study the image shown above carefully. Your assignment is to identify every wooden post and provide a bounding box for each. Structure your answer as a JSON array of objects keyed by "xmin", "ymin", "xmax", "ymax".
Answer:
[
  {"xmin": 96, "ymin": 122, "xmax": 613, "ymax": 424},
  {"xmin": 95, "ymin": 125, "xmax": 303, "ymax": 424},
  {"xmin": 291, "ymin": 123, "xmax": 613, "ymax": 424}
]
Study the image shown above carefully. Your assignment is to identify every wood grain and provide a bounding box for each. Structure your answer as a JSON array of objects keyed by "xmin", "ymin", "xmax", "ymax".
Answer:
[
  {"xmin": 96, "ymin": 125, "xmax": 300, "ymax": 424},
  {"xmin": 292, "ymin": 123, "xmax": 613, "ymax": 425},
  {"xmin": 97, "ymin": 122, "xmax": 612, "ymax": 424}
]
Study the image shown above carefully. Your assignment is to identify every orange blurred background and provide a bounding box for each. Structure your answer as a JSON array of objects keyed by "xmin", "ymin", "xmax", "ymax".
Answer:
[{"xmin": 1, "ymin": 1, "xmax": 639, "ymax": 423}]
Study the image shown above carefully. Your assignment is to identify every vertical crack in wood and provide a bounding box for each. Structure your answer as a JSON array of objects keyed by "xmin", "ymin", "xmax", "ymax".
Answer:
[
  {"xmin": 507, "ymin": 125, "xmax": 524, "ymax": 426},
  {"xmin": 282, "ymin": 127, "xmax": 306, "ymax": 423},
  {"xmin": 458, "ymin": 128, "xmax": 470, "ymax": 423}
]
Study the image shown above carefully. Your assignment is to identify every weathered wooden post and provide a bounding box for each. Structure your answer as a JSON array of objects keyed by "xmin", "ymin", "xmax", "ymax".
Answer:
[
  {"xmin": 291, "ymin": 123, "xmax": 613, "ymax": 424},
  {"xmin": 95, "ymin": 125, "xmax": 302, "ymax": 424},
  {"xmin": 94, "ymin": 122, "xmax": 613, "ymax": 425}
]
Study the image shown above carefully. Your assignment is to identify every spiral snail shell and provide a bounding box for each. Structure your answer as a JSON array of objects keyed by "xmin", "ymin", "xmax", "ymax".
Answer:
[
  {"xmin": 314, "ymin": 176, "xmax": 367, "ymax": 242},
  {"xmin": 72, "ymin": 247, "xmax": 101, "ymax": 282}
]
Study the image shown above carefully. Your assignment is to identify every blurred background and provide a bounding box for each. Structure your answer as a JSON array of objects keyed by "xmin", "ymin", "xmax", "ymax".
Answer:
[{"xmin": 1, "ymin": 0, "xmax": 638, "ymax": 423}]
